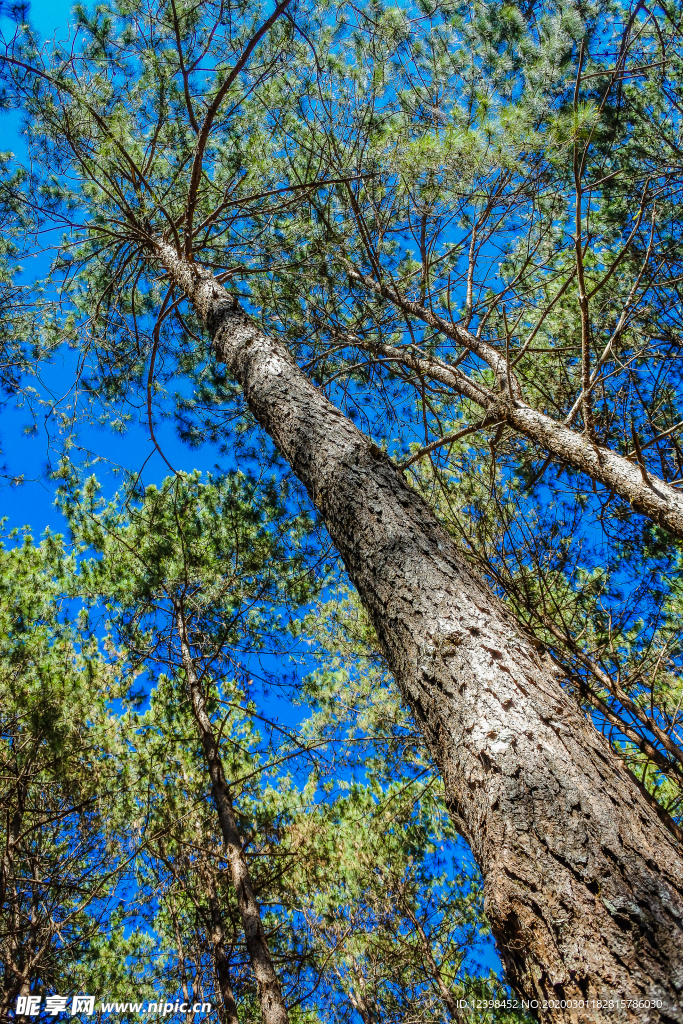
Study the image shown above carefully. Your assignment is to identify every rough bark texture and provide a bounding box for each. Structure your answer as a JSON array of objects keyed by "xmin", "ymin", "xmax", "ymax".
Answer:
[
  {"xmin": 176, "ymin": 610, "xmax": 288, "ymax": 1024},
  {"xmin": 159, "ymin": 242, "xmax": 683, "ymax": 1024},
  {"xmin": 357, "ymin": 334, "xmax": 683, "ymax": 539}
]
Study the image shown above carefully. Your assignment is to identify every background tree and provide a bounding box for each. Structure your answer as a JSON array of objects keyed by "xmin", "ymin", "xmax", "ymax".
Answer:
[
  {"xmin": 0, "ymin": 528, "xmax": 131, "ymax": 1015},
  {"xmin": 65, "ymin": 469, "xmax": 315, "ymax": 1024}
]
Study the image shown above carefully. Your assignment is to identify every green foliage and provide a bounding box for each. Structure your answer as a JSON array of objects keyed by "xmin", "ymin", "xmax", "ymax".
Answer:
[
  {"xmin": 16, "ymin": 471, "xmax": 524, "ymax": 1022},
  {"xmin": 2, "ymin": 0, "xmax": 683, "ymax": 1011},
  {"xmin": 0, "ymin": 528, "xmax": 133, "ymax": 1013},
  {"xmin": 63, "ymin": 468, "xmax": 313, "ymax": 659}
]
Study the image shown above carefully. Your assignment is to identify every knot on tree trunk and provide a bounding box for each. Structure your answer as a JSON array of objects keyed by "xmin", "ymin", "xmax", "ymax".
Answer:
[{"xmin": 485, "ymin": 391, "xmax": 517, "ymax": 422}]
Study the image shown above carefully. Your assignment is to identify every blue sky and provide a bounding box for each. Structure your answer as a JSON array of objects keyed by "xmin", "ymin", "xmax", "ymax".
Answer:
[{"xmin": 0, "ymin": 0, "xmax": 222, "ymax": 536}]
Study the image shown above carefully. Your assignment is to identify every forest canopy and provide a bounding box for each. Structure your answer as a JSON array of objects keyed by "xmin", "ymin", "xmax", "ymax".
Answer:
[{"xmin": 1, "ymin": 0, "xmax": 683, "ymax": 1020}]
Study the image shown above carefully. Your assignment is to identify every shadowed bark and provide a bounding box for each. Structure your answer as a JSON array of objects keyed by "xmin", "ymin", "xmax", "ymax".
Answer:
[
  {"xmin": 202, "ymin": 867, "xmax": 240, "ymax": 1024},
  {"xmin": 157, "ymin": 240, "xmax": 683, "ymax": 1024}
]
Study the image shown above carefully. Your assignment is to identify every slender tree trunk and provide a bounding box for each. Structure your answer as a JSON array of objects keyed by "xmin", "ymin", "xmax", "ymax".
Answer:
[
  {"xmin": 333, "ymin": 966, "xmax": 374, "ymax": 1024},
  {"xmin": 401, "ymin": 902, "xmax": 466, "ymax": 1024},
  {"xmin": 170, "ymin": 897, "xmax": 192, "ymax": 1006},
  {"xmin": 0, "ymin": 773, "xmax": 27, "ymax": 916},
  {"xmin": 207, "ymin": 891, "xmax": 240, "ymax": 1024},
  {"xmin": 0, "ymin": 771, "xmax": 28, "ymax": 1016},
  {"xmin": 199, "ymin": 855, "xmax": 241, "ymax": 1024},
  {"xmin": 157, "ymin": 242, "xmax": 683, "ymax": 1023},
  {"xmin": 175, "ymin": 607, "xmax": 288, "ymax": 1024}
]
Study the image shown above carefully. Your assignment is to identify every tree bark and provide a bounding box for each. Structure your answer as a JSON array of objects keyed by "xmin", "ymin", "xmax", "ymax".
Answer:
[
  {"xmin": 199, "ymin": 860, "xmax": 240, "ymax": 1024},
  {"xmin": 175, "ymin": 607, "xmax": 288, "ymax": 1024},
  {"xmin": 342, "ymin": 268, "xmax": 683, "ymax": 540},
  {"xmin": 207, "ymin": 891, "xmax": 240, "ymax": 1024},
  {"xmin": 158, "ymin": 241, "xmax": 683, "ymax": 1024}
]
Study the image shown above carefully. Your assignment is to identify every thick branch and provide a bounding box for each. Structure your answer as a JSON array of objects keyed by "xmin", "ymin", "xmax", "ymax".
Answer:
[{"xmin": 345, "ymin": 333, "xmax": 683, "ymax": 540}]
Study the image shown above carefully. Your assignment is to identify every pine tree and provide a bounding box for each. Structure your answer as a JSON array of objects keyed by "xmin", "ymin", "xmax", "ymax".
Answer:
[
  {"xmin": 64, "ymin": 470, "xmax": 517, "ymax": 1022},
  {"xmin": 0, "ymin": 528, "xmax": 132, "ymax": 1014},
  {"xmin": 2, "ymin": 0, "xmax": 683, "ymax": 1013}
]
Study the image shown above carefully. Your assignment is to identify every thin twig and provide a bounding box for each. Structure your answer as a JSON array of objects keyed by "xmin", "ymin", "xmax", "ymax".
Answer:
[
  {"xmin": 631, "ymin": 421, "xmax": 652, "ymax": 487},
  {"xmin": 400, "ymin": 418, "xmax": 503, "ymax": 470}
]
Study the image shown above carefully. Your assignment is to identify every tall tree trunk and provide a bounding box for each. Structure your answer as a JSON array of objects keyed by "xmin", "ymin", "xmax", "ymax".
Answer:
[
  {"xmin": 169, "ymin": 896, "xmax": 192, "ymax": 1006},
  {"xmin": 175, "ymin": 607, "xmax": 288, "ymax": 1024},
  {"xmin": 0, "ymin": 772, "xmax": 27, "ymax": 1015},
  {"xmin": 158, "ymin": 242, "xmax": 683, "ymax": 1023}
]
